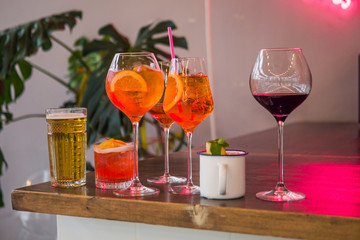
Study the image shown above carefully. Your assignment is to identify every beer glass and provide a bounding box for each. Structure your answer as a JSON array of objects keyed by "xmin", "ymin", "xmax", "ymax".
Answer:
[{"xmin": 46, "ymin": 108, "xmax": 87, "ymax": 188}]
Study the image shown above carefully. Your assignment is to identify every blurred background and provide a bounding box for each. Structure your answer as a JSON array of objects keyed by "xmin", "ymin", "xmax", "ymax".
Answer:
[{"xmin": 0, "ymin": 0, "xmax": 359, "ymax": 239}]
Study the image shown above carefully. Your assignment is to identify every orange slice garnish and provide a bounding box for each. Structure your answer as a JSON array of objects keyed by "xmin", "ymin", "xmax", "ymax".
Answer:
[
  {"xmin": 110, "ymin": 70, "xmax": 147, "ymax": 92},
  {"xmin": 98, "ymin": 138, "xmax": 126, "ymax": 150},
  {"xmin": 163, "ymin": 73, "xmax": 183, "ymax": 112}
]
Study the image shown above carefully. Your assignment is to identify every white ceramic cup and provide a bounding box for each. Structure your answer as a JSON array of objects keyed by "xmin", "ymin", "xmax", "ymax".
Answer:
[{"xmin": 198, "ymin": 149, "xmax": 248, "ymax": 199}]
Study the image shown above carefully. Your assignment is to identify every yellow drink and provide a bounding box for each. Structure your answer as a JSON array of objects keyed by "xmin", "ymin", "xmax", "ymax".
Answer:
[{"xmin": 46, "ymin": 108, "xmax": 87, "ymax": 188}]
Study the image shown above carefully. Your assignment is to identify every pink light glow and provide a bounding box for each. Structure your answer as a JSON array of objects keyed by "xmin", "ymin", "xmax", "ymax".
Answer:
[
  {"xmin": 303, "ymin": 0, "xmax": 358, "ymax": 17},
  {"xmin": 332, "ymin": 0, "xmax": 351, "ymax": 9}
]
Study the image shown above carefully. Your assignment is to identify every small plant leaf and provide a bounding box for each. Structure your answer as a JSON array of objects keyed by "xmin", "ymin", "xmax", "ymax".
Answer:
[
  {"xmin": 0, "ymin": 147, "xmax": 8, "ymax": 175},
  {"xmin": 0, "ymin": 187, "xmax": 4, "ymax": 207},
  {"xmin": 9, "ymin": 69, "xmax": 24, "ymax": 99},
  {"xmin": 98, "ymin": 24, "xmax": 130, "ymax": 49},
  {"xmin": 17, "ymin": 59, "xmax": 32, "ymax": 80},
  {"xmin": 206, "ymin": 138, "xmax": 229, "ymax": 155}
]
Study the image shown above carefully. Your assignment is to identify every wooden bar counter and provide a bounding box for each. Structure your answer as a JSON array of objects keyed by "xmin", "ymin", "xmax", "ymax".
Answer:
[{"xmin": 11, "ymin": 122, "xmax": 360, "ymax": 240}]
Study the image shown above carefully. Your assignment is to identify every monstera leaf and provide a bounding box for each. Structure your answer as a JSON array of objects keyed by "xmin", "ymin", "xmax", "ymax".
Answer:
[
  {"xmin": 0, "ymin": 10, "xmax": 82, "ymax": 138},
  {"xmin": 133, "ymin": 20, "xmax": 188, "ymax": 60},
  {"xmin": 0, "ymin": 10, "xmax": 82, "ymax": 106},
  {"xmin": 0, "ymin": 10, "xmax": 82, "ymax": 207},
  {"xmin": 81, "ymin": 20, "xmax": 188, "ymax": 146}
]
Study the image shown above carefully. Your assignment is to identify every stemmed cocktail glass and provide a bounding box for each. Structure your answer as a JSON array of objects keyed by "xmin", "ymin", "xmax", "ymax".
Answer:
[
  {"xmin": 147, "ymin": 62, "xmax": 187, "ymax": 184},
  {"xmin": 106, "ymin": 52, "xmax": 164, "ymax": 197},
  {"xmin": 250, "ymin": 48, "xmax": 312, "ymax": 201},
  {"xmin": 164, "ymin": 57, "xmax": 214, "ymax": 195}
]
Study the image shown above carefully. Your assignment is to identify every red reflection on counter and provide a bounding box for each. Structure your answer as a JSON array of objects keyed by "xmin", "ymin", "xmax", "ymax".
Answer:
[{"xmin": 288, "ymin": 161, "xmax": 360, "ymax": 217}]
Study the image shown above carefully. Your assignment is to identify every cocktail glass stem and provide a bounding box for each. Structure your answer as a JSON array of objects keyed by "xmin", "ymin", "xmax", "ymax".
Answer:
[
  {"xmin": 186, "ymin": 131, "xmax": 194, "ymax": 187},
  {"xmin": 113, "ymin": 121, "xmax": 159, "ymax": 196},
  {"xmin": 277, "ymin": 120, "xmax": 284, "ymax": 186},
  {"xmin": 169, "ymin": 131, "xmax": 199, "ymax": 194},
  {"xmin": 256, "ymin": 119, "xmax": 305, "ymax": 201},
  {"xmin": 132, "ymin": 121, "xmax": 140, "ymax": 185},
  {"xmin": 272, "ymin": 120, "xmax": 289, "ymax": 193},
  {"xmin": 147, "ymin": 126, "xmax": 186, "ymax": 184},
  {"xmin": 163, "ymin": 127, "xmax": 171, "ymax": 179}
]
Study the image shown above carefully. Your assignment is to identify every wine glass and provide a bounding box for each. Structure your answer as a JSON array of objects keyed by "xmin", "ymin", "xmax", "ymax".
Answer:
[
  {"xmin": 164, "ymin": 57, "xmax": 214, "ymax": 195},
  {"xmin": 147, "ymin": 62, "xmax": 187, "ymax": 184},
  {"xmin": 250, "ymin": 48, "xmax": 312, "ymax": 201},
  {"xmin": 105, "ymin": 52, "xmax": 164, "ymax": 197}
]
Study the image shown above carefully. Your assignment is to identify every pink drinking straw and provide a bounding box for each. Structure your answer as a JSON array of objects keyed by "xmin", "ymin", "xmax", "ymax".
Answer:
[{"xmin": 167, "ymin": 27, "xmax": 175, "ymax": 59}]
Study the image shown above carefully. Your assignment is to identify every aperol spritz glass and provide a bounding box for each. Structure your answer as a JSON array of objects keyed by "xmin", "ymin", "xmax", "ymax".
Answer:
[
  {"xmin": 164, "ymin": 57, "xmax": 214, "ymax": 195},
  {"xmin": 148, "ymin": 61, "xmax": 186, "ymax": 184}
]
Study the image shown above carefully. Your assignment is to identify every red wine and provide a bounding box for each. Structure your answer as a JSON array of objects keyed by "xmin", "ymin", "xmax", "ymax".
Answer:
[{"xmin": 253, "ymin": 93, "xmax": 308, "ymax": 122}]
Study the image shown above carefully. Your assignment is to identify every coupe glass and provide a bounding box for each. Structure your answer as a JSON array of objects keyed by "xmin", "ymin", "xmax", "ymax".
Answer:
[
  {"xmin": 250, "ymin": 48, "xmax": 312, "ymax": 201},
  {"xmin": 105, "ymin": 52, "xmax": 164, "ymax": 196},
  {"xmin": 147, "ymin": 62, "xmax": 186, "ymax": 184},
  {"xmin": 164, "ymin": 57, "xmax": 214, "ymax": 194}
]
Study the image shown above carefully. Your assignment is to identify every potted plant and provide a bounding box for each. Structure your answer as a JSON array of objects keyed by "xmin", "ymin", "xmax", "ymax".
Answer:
[{"xmin": 0, "ymin": 10, "xmax": 188, "ymax": 206}]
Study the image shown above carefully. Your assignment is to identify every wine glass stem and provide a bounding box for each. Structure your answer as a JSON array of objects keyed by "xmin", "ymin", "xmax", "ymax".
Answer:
[
  {"xmin": 277, "ymin": 120, "xmax": 284, "ymax": 185},
  {"xmin": 164, "ymin": 127, "xmax": 170, "ymax": 177},
  {"xmin": 186, "ymin": 131, "xmax": 194, "ymax": 186},
  {"xmin": 132, "ymin": 121, "xmax": 140, "ymax": 185}
]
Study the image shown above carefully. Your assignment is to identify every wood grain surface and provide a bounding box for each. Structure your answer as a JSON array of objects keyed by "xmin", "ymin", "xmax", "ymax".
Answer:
[{"xmin": 12, "ymin": 122, "xmax": 360, "ymax": 240}]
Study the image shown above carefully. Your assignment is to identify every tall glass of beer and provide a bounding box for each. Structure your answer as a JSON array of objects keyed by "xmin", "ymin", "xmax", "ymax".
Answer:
[{"xmin": 46, "ymin": 108, "xmax": 87, "ymax": 188}]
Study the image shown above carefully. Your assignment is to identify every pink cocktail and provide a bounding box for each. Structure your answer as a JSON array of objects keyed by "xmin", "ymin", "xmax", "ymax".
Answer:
[{"xmin": 94, "ymin": 139, "xmax": 134, "ymax": 189}]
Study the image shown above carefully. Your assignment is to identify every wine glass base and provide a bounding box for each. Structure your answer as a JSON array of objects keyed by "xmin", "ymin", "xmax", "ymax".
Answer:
[
  {"xmin": 256, "ymin": 184, "xmax": 305, "ymax": 202},
  {"xmin": 170, "ymin": 184, "xmax": 200, "ymax": 195},
  {"xmin": 147, "ymin": 175, "xmax": 187, "ymax": 185},
  {"xmin": 113, "ymin": 183, "xmax": 159, "ymax": 197}
]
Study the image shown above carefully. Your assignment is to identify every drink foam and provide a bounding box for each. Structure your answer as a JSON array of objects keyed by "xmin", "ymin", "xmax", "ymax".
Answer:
[
  {"xmin": 46, "ymin": 112, "xmax": 86, "ymax": 120},
  {"xmin": 94, "ymin": 143, "xmax": 133, "ymax": 154}
]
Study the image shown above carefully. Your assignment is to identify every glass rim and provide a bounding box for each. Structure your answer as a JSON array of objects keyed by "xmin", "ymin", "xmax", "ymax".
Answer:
[
  {"xmin": 94, "ymin": 141, "xmax": 133, "ymax": 153},
  {"xmin": 259, "ymin": 47, "xmax": 302, "ymax": 52},
  {"xmin": 46, "ymin": 107, "xmax": 86, "ymax": 110},
  {"xmin": 171, "ymin": 57, "xmax": 205, "ymax": 60},
  {"xmin": 197, "ymin": 149, "xmax": 248, "ymax": 156},
  {"xmin": 94, "ymin": 140, "xmax": 133, "ymax": 145},
  {"xmin": 113, "ymin": 52, "xmax": 154, "ymax": 56}
]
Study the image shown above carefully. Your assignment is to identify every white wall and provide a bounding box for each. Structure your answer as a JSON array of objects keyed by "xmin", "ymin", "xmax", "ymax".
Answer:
[
  {"xmin": 0, "ymin": 0, "xmax": 359, "ymax": 239},
  {"xmin": 210, "ymin": 0, "xmax": 360, "ymax": 139}
]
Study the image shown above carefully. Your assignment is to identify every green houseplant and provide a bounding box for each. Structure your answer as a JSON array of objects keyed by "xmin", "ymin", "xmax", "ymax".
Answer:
[{"xmin": 0, "ymin": 10, "xmax": 188, "ymax": 206}]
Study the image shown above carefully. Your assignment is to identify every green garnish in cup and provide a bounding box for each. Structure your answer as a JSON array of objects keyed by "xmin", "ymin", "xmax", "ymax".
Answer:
[{"xmin": 206, "ymin": 137, "xmax": 229, "ymax": 155}]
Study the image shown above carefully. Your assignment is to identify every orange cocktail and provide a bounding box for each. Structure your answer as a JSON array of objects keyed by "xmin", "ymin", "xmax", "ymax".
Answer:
[
  {"xmin": 94, "ymin": 139, "xmax": 134, "ymax": 189},
  {"xmin": 106, "ymin": 66, "xmax": 164, "ymax": 123},
  {"xmin": 164, "ymin": 73, "xmax": 214, "ymax": 133},
  {"xmin": 163, "ymin": 57, "xmax": 214, "ymax": 195},
  {"xmin": 149, "ymin": 103, "xmax": 174, "ymax": 128},
  {"xmin": 146, "ymin": 61, "xmax": 187, "ymax": 185}
]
